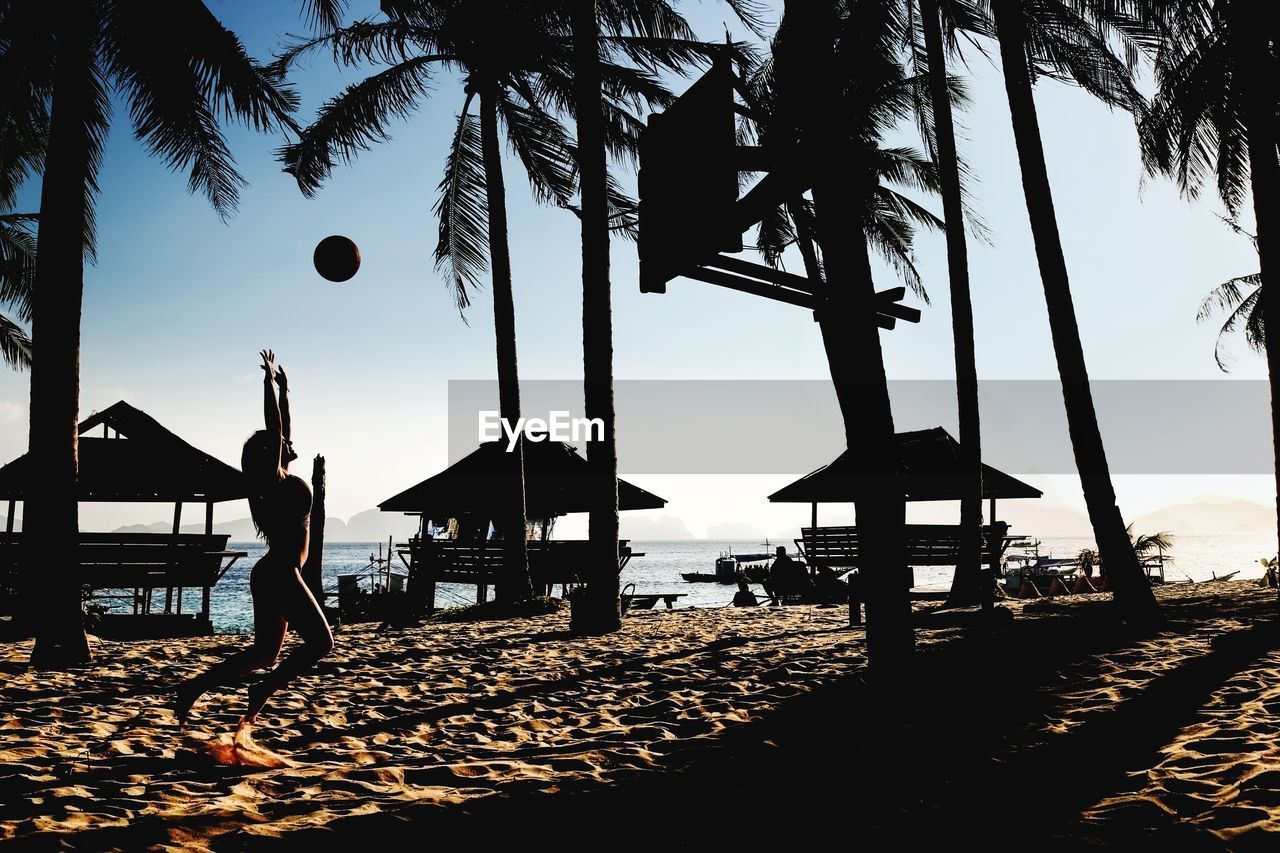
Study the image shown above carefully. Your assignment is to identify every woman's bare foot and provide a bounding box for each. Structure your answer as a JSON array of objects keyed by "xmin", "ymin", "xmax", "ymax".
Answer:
[{"xmin": 173, "ymin": 682, "xmax": 203, "ymax": 728}]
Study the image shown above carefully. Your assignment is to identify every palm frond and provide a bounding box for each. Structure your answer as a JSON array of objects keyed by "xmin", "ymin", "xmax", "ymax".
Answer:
[
  {"xmin": 271, "ymin": 19, "xmax": 447, "ymax": 75},
  {"xmin": 433, "ymin": 102, "xmax": 488, "ymax": 312},
  {"xmin": 0, "ymin": 213, "xmax": 37, "ymax": 322},
  {"xmin": 171, "ymin": 0, "xmax": 300, "ymax": 134},
  {"xmin": 299, "ymin": 0, "xmax": 348, "ymax": 33},
  {"xmin": 279, "ymin": 55, "xmax": 440, "ymax": 197},
  {"xmin": 498, "ymin": 96, "xmax": 579, "ymax": 208},
  {"xmin": 104, "ymin": 4, "xmax": 245, "ymax": 220},
  {"xmin": 0, "ymin": 312, "xmax": 31, "ymax": 371}
]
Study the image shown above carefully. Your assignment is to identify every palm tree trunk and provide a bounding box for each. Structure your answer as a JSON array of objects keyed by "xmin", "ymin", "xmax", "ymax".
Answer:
[
  {"xmin": 922, "ymin": 0, "xmax": 986, "ymax": 610},
  {"xmin": 1236, "ymin": 4, "xmax": 1280, "ymax": 585},
  {"xmin": 812, "ymin": 202, "xmax": 913, "ymax": 669},
  {"xmin": 571, "ymin": 0, "xmax": 621, "ymax": 635},
  {"xmin": 478, "ymin": 86, "xmax": 532, "ymax": 603},
  {"xmin": 992, "ymin": 0, "xmax": 1158, "ymax": 622},
  {"xmin": 27, "ymin": 5, "xmax": 93, "ymax": 667},
  {"xmin": 788, "ymin": 0, "xmax": 913, "ymax": 674}
]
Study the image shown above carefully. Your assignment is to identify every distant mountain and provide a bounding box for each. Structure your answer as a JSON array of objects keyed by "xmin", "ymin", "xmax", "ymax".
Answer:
[
  {"xmin": 706, "ymin": 521, "xmax": 766, "ymax": 541},
  {"xmin": 342, "ymin": 509, "xmax": 419, "ymax": 542},
  {"xmin": 620, "ymin": 514, "xmax": 696, "ymax": 541},
  {"xmin": 1130, "ymin": 500, "xmax": 1276, "ymax": 536},
  {"xmin": 107, "ymin": 509, "xmax": 418, "ymax": 542}
]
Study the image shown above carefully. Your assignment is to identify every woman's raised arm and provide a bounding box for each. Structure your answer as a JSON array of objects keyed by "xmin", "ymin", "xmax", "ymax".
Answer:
[{"xmin": 260, "ymin": 349, "xmax": 285, "ymax": 477}]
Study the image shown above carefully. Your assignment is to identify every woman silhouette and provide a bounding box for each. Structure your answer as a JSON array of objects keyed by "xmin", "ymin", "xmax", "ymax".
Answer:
[{"xmin": 175, "ymin": 350, "xmax": 333, "ymax": 726}]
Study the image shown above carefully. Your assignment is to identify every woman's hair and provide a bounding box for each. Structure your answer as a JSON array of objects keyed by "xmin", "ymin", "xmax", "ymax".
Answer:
[{"xmin": 242, "ymin": 430, "xmax": 276, "ymax": 542}]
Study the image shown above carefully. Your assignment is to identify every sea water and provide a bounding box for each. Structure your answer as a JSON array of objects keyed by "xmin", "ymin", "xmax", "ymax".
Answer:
[{"xmin": 104, "ymin": 535, "xmax": 1278, "ymax": 634}]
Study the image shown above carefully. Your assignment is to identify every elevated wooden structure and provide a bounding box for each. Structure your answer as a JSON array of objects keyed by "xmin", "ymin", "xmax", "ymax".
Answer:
[
  {"xmin": 380, "ymin": 440, "xmax": 665, "ymax": 611},
  {"xmin": 772, "ymin": 428, "xmax": 1041, "ymax": 588},
  {"xmin": 0, "ymin": 401, "xmax": 248, "ymax": 638}
]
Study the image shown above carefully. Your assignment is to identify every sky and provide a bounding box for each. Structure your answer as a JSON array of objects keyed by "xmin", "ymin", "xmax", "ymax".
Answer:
[{"xmin": 0, "ymin": 1, "xmax": 1271, "ymax": 540}]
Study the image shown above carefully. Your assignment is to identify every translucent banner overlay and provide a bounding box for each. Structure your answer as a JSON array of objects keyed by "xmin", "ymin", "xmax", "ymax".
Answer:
[{"xmin": 447, "ymin": 380, "xmax": 1273, "ymax": 476}]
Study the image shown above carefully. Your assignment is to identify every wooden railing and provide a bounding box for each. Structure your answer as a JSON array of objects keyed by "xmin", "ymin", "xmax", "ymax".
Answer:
[
  {"xmin": 395, "ymin": 537, "xmax": 641, "ymax": 610},
  {"xmin": 796, "ymin": 523, "xmax": 1013, "ymax": 570},
  {"xmin": 0, "ymin": 532, "xmax": 246, "ymax": 632}
]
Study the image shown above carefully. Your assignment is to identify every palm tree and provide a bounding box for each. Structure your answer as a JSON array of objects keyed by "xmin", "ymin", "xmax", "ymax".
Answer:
[
  {"xmin": 1139, "ymin": 0, "xmax": 1280, "ymax": 567},
  {"xmin": 570, "ymin": 0, "xmax": 621, "ymax": 634},
  {"xmin": 1197, "ymin": 219, "xmax": 1262, "ymax": 371},
  {"xmin": 4, "ymin": 0, "xmax": 298, "ymax": 667},
  {"xmin": 283, "ymin": 0, "xmax": 739, "ymax": 610},
  {"xmin": 565, "ymin": 0, "xmax": 763, "ymax": 633},
  {"xmin": 909, "ymin": 0, "xmax": 990, "ymax": 608},
  {"xmin": 752, "ymin": 0, "xmax": 933, "ymax": 671},
  {"xmin": 980, "ymin": 0, "xmax": 1160, "ymax": 623},
  {"xmin": 280, "ymin": 3, "xmax": 592, "ymax": 603}
]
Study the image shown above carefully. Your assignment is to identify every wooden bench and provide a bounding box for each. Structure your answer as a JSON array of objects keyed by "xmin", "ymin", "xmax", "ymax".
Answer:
[
  {"xmin": 397, "ymin": 538, "xmax": 641, "ymax": 611},
  {"xmin": 622, "ymin": 592, "xmax": 685, "ymax": 612},
  {"xmin": 0, "ymin": 532, "xmax": 246, "ymax": 633},
  {"xmin": 796, "ymin": 523, "xmax": 1014, "ymax": 572}
]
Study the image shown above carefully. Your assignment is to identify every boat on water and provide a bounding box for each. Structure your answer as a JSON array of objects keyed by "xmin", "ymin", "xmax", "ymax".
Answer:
[
  {"xmin": 1000, "ymin": 541, "xmax": 1078, "ymax": 595},
  {"xmin": 324, "ymin": 538, "xmax": 411, "ymax": 625},
  {"xmin": 683, "ymin": 546, "xmax": 775, "ymax": 584}
]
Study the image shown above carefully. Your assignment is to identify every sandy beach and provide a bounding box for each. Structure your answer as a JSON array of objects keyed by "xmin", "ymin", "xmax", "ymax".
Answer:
[{"xmin": 3, "ymin": 581, "xmax": 1280, "ymax": 849}]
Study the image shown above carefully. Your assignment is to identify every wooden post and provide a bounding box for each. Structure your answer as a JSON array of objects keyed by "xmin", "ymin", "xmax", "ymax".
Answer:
[
  {"xmin": 988, "ymin": 496, "xmax": 999, "ymax": 592},
  {"xmin": 5, "ymin": 500, "xmax": 14, "ymax": 533},
  {"xmin": 201, "ymin": 584, "xmax": 211, "ymax": 625},
  {"xmin": 302, "ymin": 456, "xmax": 326, "ymax": 603},
  {"xmin": 204, "ymin": 502, "xmax": 214, "ymax": 535},
  {"xmin": 811, "ymin": 501, "xmax": 818, "ymax": 530},
  {"xmin": 172, "ymin": 502, "xmax": 182, "ymax": 534}
]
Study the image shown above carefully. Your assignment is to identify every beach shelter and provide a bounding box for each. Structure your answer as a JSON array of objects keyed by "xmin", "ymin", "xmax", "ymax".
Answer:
[
  {"xmin": 380, "ymin": 439, "xmax": 666, "ymax": 519},
  {"xmin": 769, "ymin": 428, "xmax": 1042, "ymax": 584},
  {"xmin": 768, "ymin": 426, "xmax": 1041, "ymax": 514},
  {"xmin": 0, "ymin": 401, "xmax": 249, "ymax": 637},
  {"xmin": 379, "ymin": 440, "xmax": 666, "ymax": 609}
]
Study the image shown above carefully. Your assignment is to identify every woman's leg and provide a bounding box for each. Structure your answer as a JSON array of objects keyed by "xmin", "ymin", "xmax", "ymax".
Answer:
[
  {"xmin": 174, "ymin": 565, "xmax": 289, "ymax": 725},
  {"xmin": 243, "ymin": 568, "xmax": 333, "ymax": 723}
]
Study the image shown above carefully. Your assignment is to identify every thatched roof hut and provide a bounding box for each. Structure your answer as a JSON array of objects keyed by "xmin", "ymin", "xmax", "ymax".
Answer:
[{"xmin": 379, "ymin": 440, "xmax": 665, "ymax": 518}]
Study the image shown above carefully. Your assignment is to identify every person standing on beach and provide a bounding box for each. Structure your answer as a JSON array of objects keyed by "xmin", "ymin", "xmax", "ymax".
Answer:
[{"xmin": 174, "ymin": 350, "xmax": 333, "ymax": 726}]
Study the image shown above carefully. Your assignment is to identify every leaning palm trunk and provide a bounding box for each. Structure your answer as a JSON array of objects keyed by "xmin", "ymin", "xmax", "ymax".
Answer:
[
  {"xmin": 787, "ymin": 0, "xmax": 912, "ymax": 673},
  {"xmin": 922, "ymin": 0, "xmax": 986, "ymax": 610},
  {"xmin": 478, "ymin": 86, "xmax": 533, "ymax": 603},
  {"xmin": 1233, "ymin": 3, "xmax": 1280, "ymax": 577},
  {"xmin": 813, "ymin": 192, "xmax": 914, "ymax": 669},
  {"xmin": 993, "ymin": 0, "xmax": 1157, "ymax": 621},
  {"xmin": 27, "ymin": 4, "xmax": 93, "ymax": 667},
  {"xmin": 572, "ymin": 0, "xmax": 621, "ymax": 634}
]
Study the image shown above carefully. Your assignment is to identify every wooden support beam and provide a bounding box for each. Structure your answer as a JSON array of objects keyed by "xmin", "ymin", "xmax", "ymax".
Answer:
[
  {"xmin": 205, "ymin": 502, "xmax": 214, "ymax": 536},
  {"xmin": 5, "ymin": 500, "xmax": 13, "ymax": 533},
  {"xmin": 703, "ymin": 253, "xmax": 818, "ymax": 293},
  {"xmin": 988, "ymin": 496, "xmax": 999, "ymax": 586},
  {"xmin": 172, "ymin": 502, "xmax": 182, "ymax": 535},
  {"xmin": 682, "ymin": 266, "xmax": 818, "ymax": 309}
]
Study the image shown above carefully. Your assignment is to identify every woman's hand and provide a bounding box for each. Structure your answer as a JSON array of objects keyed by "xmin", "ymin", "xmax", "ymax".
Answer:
[
  {"xmin": 275, "ymin": 364, "xmax": 288, "ymax": 391},
  {"xmin": 260, "ymin": 349, "xmax": 277, "ymax": 383}
]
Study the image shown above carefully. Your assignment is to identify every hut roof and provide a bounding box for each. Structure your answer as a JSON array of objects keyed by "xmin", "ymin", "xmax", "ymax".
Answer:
[
  {"xmin": 0, "ymin": 401, "xmax": 247, "ymax": 502},
  {"xmin": 379, "ymin": 440, "xmax": 666, "ymax": 517},
  {"xmin": 768, "ymin": 427, "xmax": 1043, "ymax": 504}
]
